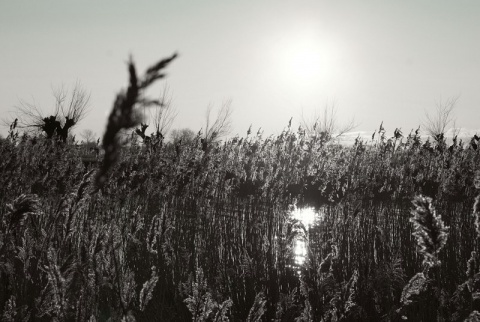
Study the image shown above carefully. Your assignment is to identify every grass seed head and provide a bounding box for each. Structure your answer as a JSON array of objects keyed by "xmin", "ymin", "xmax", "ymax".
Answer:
[{"xmin": 410, "ymin": 195, "xmax": 449, "ymax": 267}]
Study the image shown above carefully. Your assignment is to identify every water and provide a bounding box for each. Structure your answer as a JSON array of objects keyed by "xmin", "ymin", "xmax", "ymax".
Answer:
[{"xmin": 290, "ymin": 206, "xmax": 318, "ymax": 266}]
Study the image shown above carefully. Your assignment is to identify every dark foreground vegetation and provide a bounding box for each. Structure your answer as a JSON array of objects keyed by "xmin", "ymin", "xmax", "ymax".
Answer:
[{"xmin": 1, "ymin": 56, "xmax": 480, "ymax": 321}]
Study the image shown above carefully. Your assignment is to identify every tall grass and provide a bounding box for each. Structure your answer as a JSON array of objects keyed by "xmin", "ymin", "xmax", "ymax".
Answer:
[{"xmin": 1, "ymin": 57, "xmax": 480, "ymax": 321}]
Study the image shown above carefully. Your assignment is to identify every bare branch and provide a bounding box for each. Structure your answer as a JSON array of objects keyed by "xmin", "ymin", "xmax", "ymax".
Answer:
[
  {"xmin": 301, "ymin": 102, "xmax": 357, "ymax": 141},
  {"xmin": 12, "ymin": 97, "xmax": 47, "ymax": 130},
  {"xmin": 9, "ymin": 82, "xmax": 90, "ymax": 141},
  {"xmin": 62, "ymin": 82, "xmax": 90, "ymax": 125},
  {"xmin": 422, "ymin": 95, "xmax": 459, "ymax": 137},
  {"xmin": 171, "ymin": 128, "xmax": 195, "ymax": 144},
  {"xmin": 149, "ymin": 83, "xmax": 178, "ymax": 137},
  {"xmin": 204, "ymin": 100, "xmax": 233, "ymax": 142},
  {"xmin": 80, "ymin": 129, "xmax": 96, "ymax": 143}
]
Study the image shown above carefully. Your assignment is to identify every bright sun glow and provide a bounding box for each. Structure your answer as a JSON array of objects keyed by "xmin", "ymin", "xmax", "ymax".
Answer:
[
  {"xmin": 275, "ymin": 34, "xmax": 337, "ymax": 87},
  {"xmin": 288, "ymin": 44, "xmax": 325, "ymax": 80}
]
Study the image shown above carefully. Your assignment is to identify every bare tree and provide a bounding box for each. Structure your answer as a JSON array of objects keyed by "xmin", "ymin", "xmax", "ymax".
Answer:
[
  {"xmin": 149, "ymin": 83, "xmax": 177, "ymax": 138},
  {"xmin": 198, "ymin": 100, "xmax": 232, "ymax": 152},
  {"xmin": 301, "ymin": 102, "xmax": 357, "ymax": 142},
  {"xmin": 422, "ymin": 96, "xmax": 459, "ymax": 138},
  {"xmin": 12, "ymin": 82, "xmax": 90, "ymax": 141},
  {"xmin": 80, "ymin": 129, "xmax": 97, "ymax": 143},
  {"xmin": 135, "ymin": 83, "xmax": 177, "ymax": 146},
  {"xmin": 171, "ymin": 128, "xmax": 195, "ymax": 144},
  {"xmin": 204, "ymin": 100, "xmax": 232, "ymax": 141}
]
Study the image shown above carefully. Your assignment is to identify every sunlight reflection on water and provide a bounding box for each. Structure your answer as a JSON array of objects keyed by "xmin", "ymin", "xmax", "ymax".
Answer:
[
  {"xmin": 290, "ymin": 206, "xmax": 319, "ymax": 266},
  {"xmin": 294, "ymin": 239, "xmax": 307, "ymax": 265},
  {"xmin": 292, "ymin": 207, "xmax": 316, "ymax": 227}
]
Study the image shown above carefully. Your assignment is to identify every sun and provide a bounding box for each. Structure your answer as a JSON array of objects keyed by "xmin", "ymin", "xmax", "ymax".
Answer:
[
  {"xmin": 276, "ymin": 35, "xmax": 335, "ymax": 84},
  {"xmin": 288, "ymin": 44, "xmax": 323, "ymax": 80}
]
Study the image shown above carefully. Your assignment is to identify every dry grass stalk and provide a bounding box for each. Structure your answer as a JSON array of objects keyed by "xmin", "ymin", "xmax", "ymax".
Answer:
[{"xmin": 95, "ymin": 54, "xmax": 177, "ymax": 189}]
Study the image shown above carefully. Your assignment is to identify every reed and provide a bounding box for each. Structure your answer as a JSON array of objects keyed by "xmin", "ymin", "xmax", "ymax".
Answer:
[{"xmin": 2, "ymin": 58, "xmax": 480, "ymax": 320}]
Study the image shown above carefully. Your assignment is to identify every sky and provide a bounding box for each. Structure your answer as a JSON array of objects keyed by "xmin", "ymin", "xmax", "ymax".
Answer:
[{"xmin": 1, "ymin": 0, "xmax": 480, "ymax": 139}]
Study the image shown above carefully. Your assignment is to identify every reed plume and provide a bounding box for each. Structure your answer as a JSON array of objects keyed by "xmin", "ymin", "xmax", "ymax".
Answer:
[
  {"xmin": 95, "ymin": 54, "xmax": 177, "ymax": 189},
  {"xmin": 410, "ymin": 195, "xmax": 449, "ymax": 267},
  {"xmin": 474, "ymin": 195, "xmax": 480, "ymax": 238},
  {"xmin": 5, "ymin": 194, "xmax": 39, "ymax": 232}
]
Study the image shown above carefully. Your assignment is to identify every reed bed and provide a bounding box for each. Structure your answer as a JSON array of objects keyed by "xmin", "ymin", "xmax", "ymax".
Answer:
[{"xmin": 1, "ymin": 57, "xmax": 480, "ymax": 321}]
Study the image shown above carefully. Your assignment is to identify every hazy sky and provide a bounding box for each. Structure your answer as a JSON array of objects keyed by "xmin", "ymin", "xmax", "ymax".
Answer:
[{"xmin": 1, "ymin": 1, "xmax": 479, "ymax": 139}]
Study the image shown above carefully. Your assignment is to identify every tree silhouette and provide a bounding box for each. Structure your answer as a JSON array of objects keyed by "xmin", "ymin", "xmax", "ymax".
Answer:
[
  {"xmin": 422, "ymin": 96, "xmax": 459, "ymax": 138},
  {"xmin": 301, "ymin": 102, "xmax": 357, "ymax": 143},
  {"xmin": 12, "ymin": 82, "xmax": 90, "ymax": 142}
]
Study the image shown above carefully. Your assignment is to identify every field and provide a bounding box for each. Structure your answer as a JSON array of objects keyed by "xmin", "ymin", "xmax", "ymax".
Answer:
[{"xmin": 1, "ymin": 59, "xmax": 480, "ymax": 321}]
